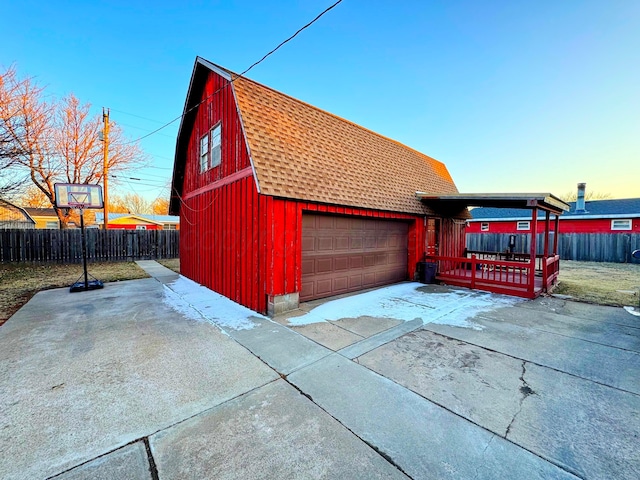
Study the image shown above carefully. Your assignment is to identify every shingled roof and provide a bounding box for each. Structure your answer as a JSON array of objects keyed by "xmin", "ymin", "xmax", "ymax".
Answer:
[{"xmin": 171, "ymin": 57, "xmax": 460, "ymax": 215}]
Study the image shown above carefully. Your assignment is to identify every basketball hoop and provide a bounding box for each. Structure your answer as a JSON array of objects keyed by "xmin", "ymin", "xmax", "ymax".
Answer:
[
  {"xmin": 53, "ymin": 183, "xmax": 105, "ymax": 292},
  {"xmin": 68, "ymin": 191, "xmax": 90, "ymax": 212}
]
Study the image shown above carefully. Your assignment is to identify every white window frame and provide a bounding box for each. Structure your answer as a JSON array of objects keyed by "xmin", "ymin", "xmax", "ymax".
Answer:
[
  {"xmin": 210, "ymin": 123, "xmax": 222, "ymax": 168},
  {"xmin": 200, "ymin": 134, "xmax": 209, "ymax": 172},
  {"xmin": 480, "ymin": 222, "xmax": 489, "ymax": 232},
  {"xmin": 516, "ymin": 221, "xmax": 530, "ymax": 231},
  {"xmin": 45, "ymin": 221, "xmax": 59, "ymax": 229},
  {"xmin": 136, "ymin": 225, "xmax": 147, "ymax": 230},
  {"xmin": 611, "ymin": 219, "xmax": 632, "ymax": 231},
  {"xmin": 199, "ymin": 123, "xmax": 222, "ymax": 172}
]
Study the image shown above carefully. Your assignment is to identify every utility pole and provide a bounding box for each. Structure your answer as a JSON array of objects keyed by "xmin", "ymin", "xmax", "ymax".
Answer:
[{"xmin": 102, "ymin": 108, "xmax": 110, "ymax": 229}]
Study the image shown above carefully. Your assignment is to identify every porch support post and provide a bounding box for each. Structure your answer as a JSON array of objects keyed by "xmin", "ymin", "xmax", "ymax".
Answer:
[
  {"xmin": 553, "ymin": 214, "xmax": 560, "ymax": 255},
  {"xmin": 543, "ymin": 211, "xmax": 550, "ymax": 258},
  {"xmin": 529, "ymin": 207, "xmax": 538, "ymax": 296}
]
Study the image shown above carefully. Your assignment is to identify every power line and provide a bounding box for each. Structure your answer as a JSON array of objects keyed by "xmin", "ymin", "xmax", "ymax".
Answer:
[{"xmin": 125, "ymin": 0, "xmax": 343, "ymax": 145}]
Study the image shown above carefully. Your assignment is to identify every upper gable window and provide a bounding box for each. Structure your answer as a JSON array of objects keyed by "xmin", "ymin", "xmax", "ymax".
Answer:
[
  {"xmin": 210, "ymin": 123, "xmax": 221, "ymax": 168},
  {"xmin": 611, "ymin": 219, "xmax": 632, "ymax": 231},
  {"xmin": 516, "ymin": 221, "xmax": 530, "ymax": 231},
  {"xmin": 199, "ymin": 123, "xmax": 222, "ymax": 172},
  {"xmin": 200, "ymin": 134, "xmax": 209, "ymax": 172}
]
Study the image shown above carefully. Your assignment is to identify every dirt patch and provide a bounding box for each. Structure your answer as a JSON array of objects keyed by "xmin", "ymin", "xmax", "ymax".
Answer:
[
  {"xmin": 0, "ymin": 262, "xmax": 150, "ymax": 326},
  {"xmin": 556, "ymin": 260, "xmax": 640, "ymax": 306}
]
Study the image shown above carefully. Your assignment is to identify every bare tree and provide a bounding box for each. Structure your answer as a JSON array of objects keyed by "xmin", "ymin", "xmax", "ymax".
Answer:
[
  {"xmin": 110, "ymin": 192, "xmax": 152, "ymax": 214},
  {"xmin": 0, "ymin": 66, "xmax": 148, "ymax": 227},
  {"xmin": 151, "ymin": 197, "xmax": 169, "ymax": 215},
  {"xmin": 560, "ymin": 190, "xmax": 612, "ymax": 202},
  {"xmin": 19, "ymin": 185, "xmax": 50, "ymax": 207},
  {"xmin": 0, "ymin": 66, "xmax": 42, "ymax": 198}
]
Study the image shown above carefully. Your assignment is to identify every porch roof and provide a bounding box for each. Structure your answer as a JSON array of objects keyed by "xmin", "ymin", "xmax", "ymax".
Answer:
[{"xmin": 415, "ymin": 192, "xmax": 570, "ymax": 216}]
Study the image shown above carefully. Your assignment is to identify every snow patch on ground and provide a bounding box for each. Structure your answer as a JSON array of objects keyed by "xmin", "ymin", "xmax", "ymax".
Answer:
[
  {"xmin": 162, "ymin": 276, "xmax": 264, "ymax": 330},
  {"xmin": 286, "ymin": 282, "xmax": 522, "ymax": 329},
  {"xmin": 623, "ymin": 306, "xmax": 640, "ymax": 317}
]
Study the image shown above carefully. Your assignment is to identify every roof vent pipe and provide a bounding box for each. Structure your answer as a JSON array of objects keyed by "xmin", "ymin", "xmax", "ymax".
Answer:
[{"xmin": 576, "ymin": 182, "xmax": 586, "ymax": 213}]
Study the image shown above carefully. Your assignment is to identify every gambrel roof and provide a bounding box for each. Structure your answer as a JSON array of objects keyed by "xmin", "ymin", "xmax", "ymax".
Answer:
[{"xmin": 171, "ymin": 57, "xmax": 460, "ymax": 215}]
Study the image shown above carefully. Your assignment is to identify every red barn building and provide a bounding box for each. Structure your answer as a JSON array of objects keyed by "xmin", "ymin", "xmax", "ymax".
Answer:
[{"xmin": 170, "ymin": 58, "xmax": 468, "ymax": 315}]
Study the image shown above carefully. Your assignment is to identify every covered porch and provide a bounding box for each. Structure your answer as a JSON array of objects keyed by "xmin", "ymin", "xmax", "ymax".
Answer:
[{"xmin": 416, "ymin": 193, "xmax": 570, "ymax": 299}]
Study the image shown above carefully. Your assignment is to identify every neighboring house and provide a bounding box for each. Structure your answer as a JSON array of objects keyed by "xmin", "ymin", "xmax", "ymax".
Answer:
[
  {"xmin": 22, "ymin": 208, "xmax": 60, "ymax": 229},
  {"xmin": 467, "ymin": 184, "xmax": 640, "ymax": 263},
  {"xmin": 0, "ymin": 200, "xmax": 36, "ymax": 229},
  {"xmin": 170, "ymin": 57, "xmax": 466, "ymax": 315},
  {"xmin": 94, "ymin": 213, "xmax": 180, "ymax": 230},
  {"xmin": 468, "ymin": 186, "xmax": 640, "ymax": 234}
]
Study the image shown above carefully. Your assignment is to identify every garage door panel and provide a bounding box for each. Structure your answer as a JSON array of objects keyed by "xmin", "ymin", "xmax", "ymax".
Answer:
[
  {"xmin": 316, "ymin": 279, "xmax": 332, "ymax": 295},
  {"xmin": 317, "ymin": 216, "xmax": 334, "ymax": 229},
  {"xmin": 318, "ymin": 237, "xmax": 333, "ymax": 251},
  {"xmin": 335, "ymin": 236, "xmax": 350, "ymax": 250},
  {"xmin": 302, "ymin": 236, "xmax": 315, "ymax": 251},
  {"xmin": 333, "ymin": 276, "xmax": 348, "ymax": 291},
  {"xmin": 350, "ymin": 237, "xmax": 363, "ymax": 249},
  {"xmin": 317, "ymin": 258, "xmax": 333, "ymax": 273},
  {"xmin": 301, "ymin": 213, "xmax": 408, "ymax": 302},
  {"xmin": 301, "ymin": 259, "xmax": 315, "ymax": 275},
  {"xmin": 334, "ymin": 257, "xmax": 349, "ymax": 270}
]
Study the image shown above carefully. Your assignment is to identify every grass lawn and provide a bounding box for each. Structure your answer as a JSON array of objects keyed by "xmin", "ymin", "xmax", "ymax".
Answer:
[
  {"xmin": 556, "ymin": 260, "xmax": 640, "ymax": 307},
  {"xmin": 0, "ymin": 262, "xmax": 150, "ymax": 326},
  {"xmin": 157, "ymin": 258, "xmax": 180, "ymax": 273}
]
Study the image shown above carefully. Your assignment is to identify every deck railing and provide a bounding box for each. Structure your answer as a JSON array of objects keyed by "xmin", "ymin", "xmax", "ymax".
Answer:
[{"xmin": 429, "ymin": 252, "xmax": 560, "ymax": 299}]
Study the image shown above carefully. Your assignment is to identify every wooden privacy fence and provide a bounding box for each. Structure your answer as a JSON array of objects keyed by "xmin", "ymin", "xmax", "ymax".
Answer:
[
  {"xmin": 0, "ymin": 229, "xmax": 179, "ymax": 263},
  {"xmin": 467, "ymin": 233, "xmax": 640, "ymax": 264}
]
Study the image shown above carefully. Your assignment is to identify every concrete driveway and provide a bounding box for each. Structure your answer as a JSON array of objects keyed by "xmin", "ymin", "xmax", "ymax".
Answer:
[{"xmin": 1, "ymin": 261, "xmax": 638, "ymax": 479}]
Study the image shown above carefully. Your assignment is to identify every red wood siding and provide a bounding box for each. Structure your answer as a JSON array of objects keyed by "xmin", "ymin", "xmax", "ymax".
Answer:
[
  {"xmin": 180, "ymin": 176, "xmax": 426, "ymax": 314},
  {"xmin": 468, "ymin": 218, "xmax": 640, "ymax": 234}
]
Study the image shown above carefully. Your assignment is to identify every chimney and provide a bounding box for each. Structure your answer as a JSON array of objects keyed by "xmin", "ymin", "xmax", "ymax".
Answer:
[{"xmin": 576, "ymin": 183, "xmax": 586, "ymax": 213}]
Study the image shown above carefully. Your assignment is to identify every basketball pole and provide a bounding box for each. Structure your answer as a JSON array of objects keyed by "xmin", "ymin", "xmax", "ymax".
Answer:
[
  {"xmin": 102, "ymin": 108, "xmax": 110, "ymax": 230},
  {"xmin": 80, "ymin": 208, "xmax": 89, "ymax": 290}
]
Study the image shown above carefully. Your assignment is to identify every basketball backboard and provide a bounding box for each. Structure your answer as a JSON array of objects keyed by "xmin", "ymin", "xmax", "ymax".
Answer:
[{"xmin": 54, "ymin": 183, "xmax": 104, "ymax": 209}]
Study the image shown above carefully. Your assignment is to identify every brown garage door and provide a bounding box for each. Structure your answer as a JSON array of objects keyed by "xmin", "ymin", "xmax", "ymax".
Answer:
[{"xmin": 301, "ymin": 213, "xmax": 409, "ymax": 302}]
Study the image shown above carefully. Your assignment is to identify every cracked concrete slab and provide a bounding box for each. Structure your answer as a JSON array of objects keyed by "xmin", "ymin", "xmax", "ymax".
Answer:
[
  {"xmin": 521, "ymin": 297, "xmax": 640, "ymax": 329},
  {"xmin": 0, "ymin": 279, "xmax": 278, "ymax": 480},
  {"xmin": 508, "ymin": 362, "xmax": 640, "ymax": 480},
  {"xmin": 150, "ymin": 379, "xmax": 408, "ymax": 480},
  {"xmin": 328, "ymin": 316, "xmax": 403, "ymax": 337},
  {"xmin": 357, "ymin": 330, "xmax": 525, "ymax": 434},
  {"xmin": 359, "ymin": 329, "xmax": 640, "ymax": 480},
  {"xmin": 220, "ymin": 316, "xmax": 332, "ymax": 374},
  {"xmin": 338, "ymin": 318, "xmax": 423, "ymax": 359},
  {"xmin": 423, "ymin": 312, "xmax": 640, "ymax": 394},
  {"xmin": 51, "ymin": 441, "xmax": 151, "ymax": 480},
  {"xmin": 474, "ymin": 304, "xmax": 640, "ymax": 352},
  {"xmin": 288, "ymin": 354, "xmax": 578, "ymax": 480},
  {"xmin": 290, "ymin": 322, "xmax": 364, "ymax": 350}
]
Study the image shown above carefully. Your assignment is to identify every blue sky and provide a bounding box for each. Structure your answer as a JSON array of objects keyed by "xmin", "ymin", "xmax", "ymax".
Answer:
[{"xmin": 2, "ymin": 0, "xmax": 638, "ymax": 202}]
